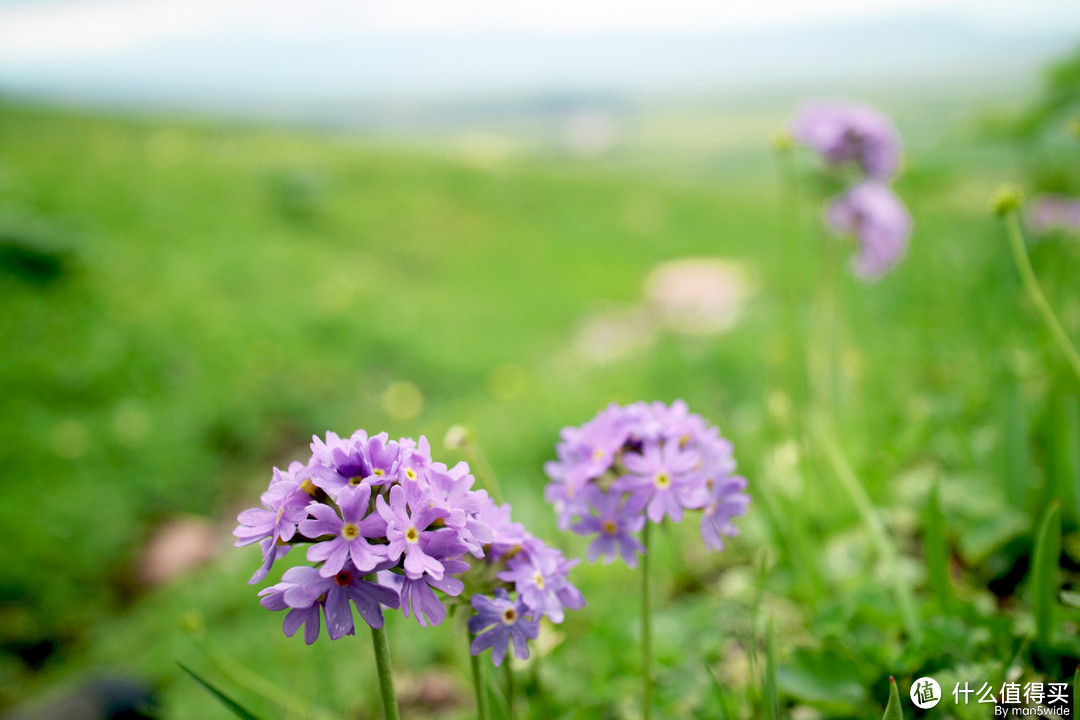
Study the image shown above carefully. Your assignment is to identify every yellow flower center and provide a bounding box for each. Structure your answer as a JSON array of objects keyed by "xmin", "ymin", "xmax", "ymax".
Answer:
[
  {"xmin": 592, "ymin": 448, "xmax": 606, "ymax": 461},
  {"xmin": 373, "ymin": 468, "xmax": 385, "ymax": 477},
  {"xmin": 501, "ymin": 607, "xmax": 518, "ymax": 625},
  {"xmin": 342, "ymin": 523, "xmax": 359, "ymax": 540},
  {"xmin": 601, "ymin": 520, "xmax": 618, "ymax": 535},
  {"xmin": 654, "ymin": 472, "xmax": 671, "ymax": 489},
  {"xmin": 405, "ymin": 527, "xmax": 420, "ymax": 543},
  {"xmin": 348, "ymin": 476, "xmax": 363, "ymax": 486},
  {"xmin": 405, "ymin": 468, "xmax": 418, "ymax": 481},
  {"xmin": 533, "ymin": 571, "xmax": 545, "ymax": 589}
]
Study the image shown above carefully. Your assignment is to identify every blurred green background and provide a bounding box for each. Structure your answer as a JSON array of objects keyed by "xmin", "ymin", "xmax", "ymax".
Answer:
[{"xmin": 3, "ymin": 33, "xmax": 1080, "ymax": 719}]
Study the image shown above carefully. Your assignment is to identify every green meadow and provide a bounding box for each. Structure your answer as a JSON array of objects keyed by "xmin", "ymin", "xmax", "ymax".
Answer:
[{"xmin": 1, "ymin": 67, "xmax": 1078, "ymax": 719}]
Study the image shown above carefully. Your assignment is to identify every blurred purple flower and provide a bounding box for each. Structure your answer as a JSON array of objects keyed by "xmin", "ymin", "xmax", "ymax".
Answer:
[
  {"xmin": 616, "ymin": 438, "xmax": 703, "ymax": 524},
  {"xmin": 826, "ymin": 181, "xmax": 913, "ymax": 279},
  {"xmin": 468, "ymin": 589, "xmax": 540, "ymax": 666},
  {"xmin": 700, "ymin": 475, "xmax": 751, "ymax": 552},
  {"xmin": 791, "ymin": 100, "xmax": 902, "ymax": 179},
  {"xmin": 499, "ymin": 538, "xmax": 585, "ymax": 623},
  {"xmin": 1028, "ymin": 194, "xmax": 1080, "ymax": 233},
  {"xmin": 572, "ymin": 488, "xmax": 646, "ymax": 566}
]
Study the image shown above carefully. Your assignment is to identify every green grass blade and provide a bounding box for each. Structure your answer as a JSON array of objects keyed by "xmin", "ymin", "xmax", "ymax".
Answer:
[
  {"xmin": 705, "ymin": 665, "xmax": 733, "ymax": 720},
  {"xmin": 1001, "ymin": 371, "xmax": 1032, "ymax": 508},
  {"xmin": 1031, "ymin": 502, "xmax": 1061, "ymax": 646},
  {"xmin": 924, "ymin": 481, "xmax": 950, "ymax": 612},
  {"xmin": 763, "ymin": 617, "xmax": 780, "ymax": 720},
  {"xmin": 883, "ymin": 676, "xmax": 903, "ymax": 720},
  {"xmin": 1047, "ymin": 389, "xmax": 1080, "ymax": 523},
  {"xmin": 177, "ymin": 660, "xmax": 264, "ymax": 720}
]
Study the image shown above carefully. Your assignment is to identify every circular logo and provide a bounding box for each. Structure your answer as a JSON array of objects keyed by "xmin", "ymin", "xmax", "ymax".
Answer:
[{"xmin": 910, "ymin": 677, "xmax": 941, "ymax": 709}]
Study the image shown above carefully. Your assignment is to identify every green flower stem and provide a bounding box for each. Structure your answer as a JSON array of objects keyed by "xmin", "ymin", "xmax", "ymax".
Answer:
[
  {"xmin": 370, "ymin": 625, "xmax": 401, "ymax": 720},
  {"xmin": 1005, "ymin": 211, "xmax": 1080, "ymax": 384},
  {"xmin": 504, "ymin": 661, "xmax": 516, "ymax": 720},
  {"xmin": 642, "ymin": 522, "xmax": 654, "ymax": 720},
  {"xmin": 469, "ymin": 638, "xmax": 490, "ymax": 720}
]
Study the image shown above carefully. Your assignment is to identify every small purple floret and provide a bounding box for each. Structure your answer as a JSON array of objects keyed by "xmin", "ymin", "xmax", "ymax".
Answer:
[{"xmin": 468, "ymin": 589, "xmax": 540, "ymax": 667}]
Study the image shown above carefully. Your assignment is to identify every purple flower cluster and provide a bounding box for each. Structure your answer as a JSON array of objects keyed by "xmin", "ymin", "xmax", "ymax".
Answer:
[
  {"xmin": 790, "ymin": 99, "xmax": 913, "ymax": 279},
  {"xmin": 235, "ymin": 430, "xmax": 583, "ymax": 665},
  {"xmin": 544, "ymin": 401, "xmax": 750, "ymax": 565}
]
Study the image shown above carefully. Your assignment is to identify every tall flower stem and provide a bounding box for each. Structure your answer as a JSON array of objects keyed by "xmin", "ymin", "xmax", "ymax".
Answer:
[
  {"xmin": 642, "ymin": 522, "xmax": 654, "ymax": 720},
  {"xmin": 1004, "ymin": 211, "xmax": 1080, "ymax": 384},
  {"xmin": 469, "ymin": 637, "xmax": 490, "ymax": 720},
  {"xmin": 504, "ymin": 662, "xmax": 516, "ymax": 720},
  {"xmin": 370, "ymin": 625, "xmax": 401, "ymax": 720}
]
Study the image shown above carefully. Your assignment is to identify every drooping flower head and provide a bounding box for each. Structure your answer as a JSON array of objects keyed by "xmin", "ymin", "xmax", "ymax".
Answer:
[
  {"xmin": 236, "ymin": 427, "xmax": 583, "ymax": 665},
  {"xmin": 826, "ymin": 181, "xmax": 913, "ymax": 279},
  {"xmin": 791, "ymin": 100, "xmax": 902, "ymax": 180},
  {"xmin": 545, "ymin": 400, "xmax": 750, "ymax": 565}
]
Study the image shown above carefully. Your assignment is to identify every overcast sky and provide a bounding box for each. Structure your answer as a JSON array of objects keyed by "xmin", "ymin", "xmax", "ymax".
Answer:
[{"xmin": 1, "ymin": 0, "xmax": 1078, "ymax": 107}]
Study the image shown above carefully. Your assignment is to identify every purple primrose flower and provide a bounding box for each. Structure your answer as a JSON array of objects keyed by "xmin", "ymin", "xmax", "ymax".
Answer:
[
  {"xmin": 573, "ymin": 488, "xmax": 646, "ymax": 566},
  {"xmin": 239, "ymin": 425, "xmax": 584, "ymax": 661}
]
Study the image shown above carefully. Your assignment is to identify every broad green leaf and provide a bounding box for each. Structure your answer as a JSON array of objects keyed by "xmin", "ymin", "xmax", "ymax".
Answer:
[
  {"xmin": 883, "ymin": 676, "xmax": 903, "ymax": 720},
  {"xmin": 1031, "ymin": 502, "xmax": 1062, "ymax": 646},
  {"xmin": 177, "ymin": 660, "xmax": 264, "ymax": 720}
]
